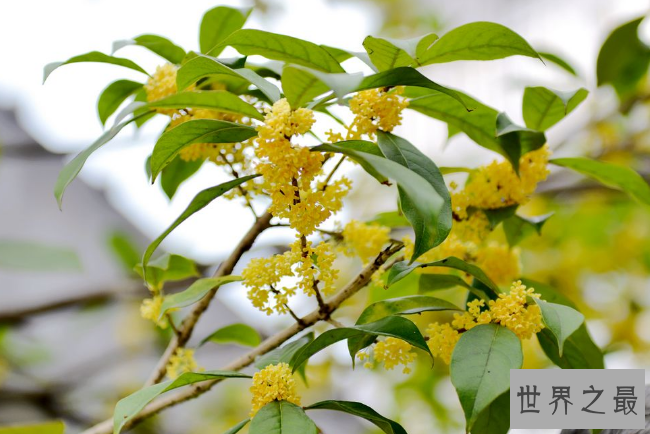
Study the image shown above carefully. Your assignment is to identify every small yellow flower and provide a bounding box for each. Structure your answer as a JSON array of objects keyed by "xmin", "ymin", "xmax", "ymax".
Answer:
[
  {"xmin": 426, "ymin": 323, "xmax": 460, "ymax": 365},
  {"xmin": 342, "ymin": 220, "xmax": 391, "ymax": 264},
  {"xmin": 475, "ymin": 242, "xmax": 521, "ymax": 286},
  {"xmin": 488, "ymin": 280, "xmax": 544, "ymax": 339},
  {"xmin": 347, "ymin": 87, "xmax": 409, "ymax": 139},
  {"xmin": 144, "ymin": 64, "xmax": 179, "ymax": 113},
  {"xmin": 250, "ymin": 363, "xmax": 301, "ymax": 416},
  {"xmin": 372, "ymin": 337, "xmax": 417, "ymax": 374},
  {"xmin": 140, "ymin": 296, "xmax": 168, "ymax": 329},
  {"xmin": 166, "ymin": 348, "xmax": 200, "ymax": 380}
]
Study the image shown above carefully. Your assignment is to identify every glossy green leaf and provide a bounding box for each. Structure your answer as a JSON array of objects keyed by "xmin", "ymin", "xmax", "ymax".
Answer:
[
  {"xmin": 249, "ymin": 401, "xmax": 317, "ymax": 434},
  {"xmin": 200, "ymin": 6, "xmax": 252, "ymax": 55},
  {"xmin": 281, "ymin": 66, "xmax": 330, "ymax": 108},
  {"xmin": 55, "ymin": 112, "xmax": 151, "ymax": 209},
  {"xmin": 0, "ymin": 240, "xmax": 81, "ymax": 272},
  {"xmin": 387, "ymin": 257, "xmax": 500, "ymax": 297},
  {"xmin": 451, "ymin": 324, "xmax": 522, "ymax": 430},
  {"xmin": 538, "ymin": 51, "xmax": 578, "ymax": 76},
  {"xmin": 150, "ymin": 120, "xmax": 257, "ymax": 180},
  {"xmin": 377, "ymin": 131, "xmax": 452, "ymax": 249},
  {"xmin": 113, "ymin": 34, "xmax": 185, "ymax": 64},
  {"xmin": 533, "ymin": 299, "xmax": 584, "ymax": 356},
  {"xmin": 419, "ymin": 274, "xmax": 473, "ymax": 292},
  {"xmin": 313, "ymin": 142, "xmax": 444, "ymax": 262},
  {"xmin": 0, "ymin": 421, "xmax": 65, "ymax": 434},
  {"xmin": 482, "ymin": 206, "xmax": 518, "ymax": 230},
  {"xmin": 349, "ymin": 295, "xmax": 461, "ymax": 355},
  {"xmin": 97, "ymin": 80, "xmax": 143, "ymax": 126},
  {"xmin": 201, "ymin": 323, "xmax": 261, "ymax": 347},
  {"xmin": 215, "ymin": 29, "xmax": 345, "ymax": 73},
  {"xmin": 363, "ymin": 36, "xmax": 415, "ymax": 71},
  {"xmin": 160, "ymin": 157, "xmax": 204, "ymax": 200},
  {"xmin": 158, "ymin": 276, "xmax": 241, "ymax": 320},
  {"xmin": 495, "ymin": 113, "xmax": 546, "ymax": 173},
  {"xmin": 502, "ymin": 213, "xmax": 552, "ymax": 246},
  {"xmin": 522, "ymin": 278, "xmax": 604, "ymax": 369},
  {"xmin": 135, "ymin": 254, "xmax": 198, "ymax": 290},
  {"xmin": 113, "ymin": 370, "xmax": 251, "ymax": 434},
  {"xmin": 221, "ymin": 419, "xmax": 250, "ymax": 434},
  {"xmin": 290, "ymin": 316, "xmax": 431, "ymax": 371},
  {"xmin": 145, "ymin": 90, "xmax": 263, "ymax": 120},
  {"xmin": 596, "ymin": 17, "xmax": 650, "ymax": 99},
  {"xmin": 306, "ymin": 400, "xmax": 407, "ymax": 434},
  {"xmin": 142, "ymin": 175, "xmax": 258, "ymax": 270},
  {"xmin": 471, "ymin": 392, "xmax": 510, "ymax": 434},
  {"xmin": 176, "ymin": 53, "xmax": 281, "ymax": 102},
  {"xmin": 44, "ymin": 51, "xmax": 148, "ymax": 83},
  {"xmin": 551, "ymin": 157, "xmax": 650, "ymax": 206},
  {"xmin": 522, "ymin": 87, "xmax": 588, "ymax": 131},
  {"xmin": 255, "ymin": 333, "xmax": 314, "ymax": 385},
  {"xmin": 418, "ymin": 22, "xmax": 539, "ymax": 65}
]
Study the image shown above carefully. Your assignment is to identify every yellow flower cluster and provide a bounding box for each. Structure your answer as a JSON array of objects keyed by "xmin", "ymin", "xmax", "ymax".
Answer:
[
  {"xmin": 140, "ymin": 295, "xmax": 168, "ymax": 329},
  {"xmin": 166, "ymin": 348, "xmax": 200, "ymax": 379},
  {"xmin": 342, "ymin": 220, "xmax": 391, "ymax": 264},
  {"xmin": 144, "ymin": 63, "xmax": 178, "ymax": 106},
  {"xmin": 357, "ymin": 337, "xmax": 417, "ymax": 374},
  {"xmin": 250, "ymin": 363, "xmax": 301, "ymax": 416},
  {"xmin": 347, "ymin": 87, "xmax": 409, "ymax": 139},
  {"xmin": 255, "ymin": 98, "xmax": 351, "ymax": 236},
  {"xmin": 451, "ymin": 145, "xmax": 551, "ymax": 219},
  {"xmin": 427, "ymin": 280, "xmax": 545, "ymax": 364},
  {"xmin": 243, "ymin": 239, "xmax": 339, "ymax": 315}
]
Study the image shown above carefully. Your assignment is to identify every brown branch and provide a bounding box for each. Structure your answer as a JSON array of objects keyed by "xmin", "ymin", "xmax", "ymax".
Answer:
[
  {"xmin": 143, "ymin": 211, "xmax": 273, "ymax": 387},
  {"xmin": 80, "ymin": 243, "xmax": 403, "ymax": 434}
]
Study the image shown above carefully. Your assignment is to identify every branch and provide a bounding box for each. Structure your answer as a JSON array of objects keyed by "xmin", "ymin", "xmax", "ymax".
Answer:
[
  {"xmin": 143, "ymin": 211, "xmax": 273, "ymax": 386},
  {"xmin": 80, "ymin": 242, "xmax": 403, "ymax": 434}
]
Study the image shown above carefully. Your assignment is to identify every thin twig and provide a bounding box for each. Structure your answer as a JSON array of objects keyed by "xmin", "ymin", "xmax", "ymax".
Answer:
[{"xmin": 80, "ymin": 243, "xmax": 404, "ymax": 434}]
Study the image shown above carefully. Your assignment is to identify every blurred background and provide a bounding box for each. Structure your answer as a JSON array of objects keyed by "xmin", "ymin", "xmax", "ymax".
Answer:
[{"xmin": 1, "ymin": 0, "xmax": 650, "ymax": 433}]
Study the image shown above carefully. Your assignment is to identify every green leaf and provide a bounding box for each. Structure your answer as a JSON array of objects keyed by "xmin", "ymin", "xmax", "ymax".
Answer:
[
  {"xmin": 305, "ymin": 400, "xmax": 407, "ymax": 434},
  {"xmin": 43, "ymin": 51, "xmax": 148, "ymax": 83},
  {"xmin": 349, "ymin": 295, "xmax": 461, "ymax": 355},
  {"xmin": 142, "ymin": 175, "xmax": 259, "ymax": 270},
  {"xmin": 377, "ymin": 131, "xmax": 452, "ymax": 249},
  {"xmin": 158, "ymin": 276, "xmax": 241, "ymax": 320},
  {"xmin": 551, "ymin": 157, "xmax": 650, "ymax": 206},
  {"xmin": 150, "ymin": 120, "xmax": 257, "ymax": 180},
  {"xmin": 281, "ymin": 66, "xmax": 330, "ymax": 108},
  {"xmin": 538, "ymin": 51, "xmax": 578, "ymax": 76},
  {"xmin": 113, "ymin": 370, "xmax": 251, "ymax": 434},
  {"xmin": 0, "ymin": 240, "xmax": 81, "ymax": 272},
  {"xmin": 440, "ymin": 166, "xmax": 472, "ymax": 174},
  {"xmin": 522, "ymin": 87, "xmax": 588, "ymax": 131},
  {"xmin": 135, "ymin": 254, "xmax": 198, "ymax": 290},
  {"xmin": 107, "ymin": 231, "xmax": 141, "ymax": 274},
  {"xmin": 215, "ymin": 29, "xmax": 345, "ymax": 73},
  {"xmin": 176, "ymin": 53, "xmax": 281, "ymax": 102},
  {"xmin": 471, "ymin": 392, "xmax": 510, "ymax": 434},
  {"xmin": 290, "ymin": 316, "xmax": 431, "ymax": 371},
  {"xmin": 249, "ymin": 401, "xmax": 317, "ymax": 434},
  {"xmin": 200, "ymin": 6, "xmax": 252, "ymax": 55},
  {"xmin": 201, "ymin": 323, "xmax": 261, "ymax": 347},
  {"xmin": 533, "ymin": 299, "xmax": 584, "ymax": 356},
  {"xmin": 0, "ymin": 421, "xmax": 65, "ymax": 434},
  {"xmin": 368, "ymin": 211, "xmax": 410, "ymax": 227},
  {"xmin": 144, "ymin": 90, "xmax": 263, "ymax": 120},
  {"xmin": 495, "ymin": 113, "xmax": 546, "ymax": 173},
  {"xmin": 160, "ymin": 157, "xmax": 204, "ymax": 200},
  {"xmin": 502, "ymin": 213, "xmax": 552, "ymax": 246},
  {"xmin": 418, "ymin": 22, "xmax": 539, "ymax": 65},
  {"xmin": 313, "ymin": 142, "xmax": 444, "ymax": 262},
  {"xmin": 221, "ymin": 419, "xmax": 250, "ymax": 434},
  {"xmin": 97, "ymin": 80, "xmax": 143, "ymax": 126},
  {"xmin": 419, "ymin": 274, "xmax": 473, "ymax": 292},
  {"xmin": 54, "ymin": 112, "xmax": 151, "ymax": 209},
  {"xmin": 255, "ymin": 333, "xmax": 314, "ymax": 384},
  {"xmin": 387, "ymin": 258, "xmax": 500, "ymax": 297},
  {"xmin": 521, "ymin": 278, "xmax": 603, "ymax": 369},
  {"xmin": 482, "ymin": 206, "xmax": 518, "ymax": 230},
  {"xmin": 113, "ymin": 34, "xmax": 185, "ymax": 64},
  {"xmin": 596, "ymin": 17, "xmax": 650, "ymax": 99},
  {"xmin": 363, "ymin": 36, "xmax": 415, "ymax": 71},
  {"xmin": 451, "ymin": 324, "xmax": 523, "ymax": 430}
]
